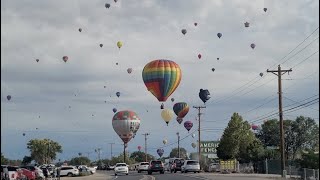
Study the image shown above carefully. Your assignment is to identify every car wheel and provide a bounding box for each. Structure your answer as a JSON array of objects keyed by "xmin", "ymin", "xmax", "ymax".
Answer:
[
  {"xmin": 126, "ymin": 173, "xmax": 128, "ymax": 175},
  {"xmin": 67, "ymin": 173, "xmax": 73, "ymax": 177}
]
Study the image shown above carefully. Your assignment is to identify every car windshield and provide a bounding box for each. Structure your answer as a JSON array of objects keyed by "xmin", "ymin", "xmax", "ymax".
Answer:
[
  {"xmin": 141, "ymin": 163, "xmax": 149, "ymax": 165},
  {"xmin": 151, "ymin": 161, "xmax": 162, "ymax": 165},
  {"xmin": 187, "ymin": 161, "xmax": 199, "ymax": 165},
  {"xmin": 116, "ymin": 164, "xmax": 126, "ymax": 167}
]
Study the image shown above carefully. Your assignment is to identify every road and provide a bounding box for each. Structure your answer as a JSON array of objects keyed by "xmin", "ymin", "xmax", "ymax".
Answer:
[{"xmin": 60, "ymin": 170, "xmax": 282, "ymax": 180}]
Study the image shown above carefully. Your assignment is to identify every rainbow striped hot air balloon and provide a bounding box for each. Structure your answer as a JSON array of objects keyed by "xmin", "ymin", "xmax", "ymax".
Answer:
[
  {"xmin": 142, "ymin": 59, "xmax": 182, "ymax": 102},
  {"xmin": 173, "ymin": 102, "xmax": 189, "ymax": 119}
]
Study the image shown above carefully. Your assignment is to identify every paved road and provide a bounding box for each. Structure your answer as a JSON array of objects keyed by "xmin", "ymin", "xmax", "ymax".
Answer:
[{"xmin": 60, "ymin": 170, "xmax": 282, "ymax": 180}]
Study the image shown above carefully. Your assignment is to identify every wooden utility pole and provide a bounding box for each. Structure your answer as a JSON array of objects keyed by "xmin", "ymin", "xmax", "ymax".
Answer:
[
  {"xmin": 267, "ymin": 65, "xmax": 292, "ymax": 177},
  {"xmin": 142, "ymin": 133, "xmax": 150, "ymax": 162},
  {"xmin": 193, "ymin": 106, "xmax": 206, "ymax": 162},
  {"xmin": 176, "ymin": 132, "xmax": 180, "ymax": 158}
]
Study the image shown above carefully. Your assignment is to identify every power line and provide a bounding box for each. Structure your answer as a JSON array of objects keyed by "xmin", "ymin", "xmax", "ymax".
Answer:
[{"xmin": 283, "ymin": 96, "xmax": 319, "ymax": 112}]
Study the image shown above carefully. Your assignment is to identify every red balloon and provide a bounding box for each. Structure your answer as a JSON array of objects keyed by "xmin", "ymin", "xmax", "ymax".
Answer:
[
  {"xmin": 198, "ymin": 54, "xmax": 201, "ymax": 59},
  {"xmin": 62, "ymin": 56, "xmax": 68, "ymax": 62}
]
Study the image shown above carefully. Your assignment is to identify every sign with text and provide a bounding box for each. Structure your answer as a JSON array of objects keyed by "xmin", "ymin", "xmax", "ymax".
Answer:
[{"xmin": 200, "ymin": 141, "xmax": 219, "ymax": 158}]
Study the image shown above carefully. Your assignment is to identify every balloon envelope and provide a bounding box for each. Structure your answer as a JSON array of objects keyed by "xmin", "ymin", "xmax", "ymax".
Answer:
[
  {"xmin": 194, "ymin": 22, "xmax": 198, "ymax": 26},
  {"xmin": 127, "ymin": 68, "xmax": 133, "ymax": 74},
  {"xmin": 36, "ymin": 59, "xmax": 39, "ymax": 62},
  {"xmin": 7, "ymin": 95, "xmax": 11, "ymax": 101},
  {"xmin": 142, "ymin": 59, "xmax": 182, "ymax": 102},
  {"xmin": 217, "ymin": 33, "xmax": 222, "ymax": 38},
  {"xmin": 138, "ymin": 146, "xmax": 142, "ymax": 151},
  {"xmin": 184, "ymin": 121, "xmax": 193, "ymax": 132},
  {"xmin": 252, "ymin": 124, "xmax": 259, "ymax": 130},
  {"xmin": 199, "ymin": 89, "xmax": 211, "ymax": 104},
  {"xmin": 198, "ymin": 54, "xmax": 201, "ymax": 59},
  {"xmin": 157, "ymin": 149, "xmax": 164, "ymax": 157},
  {"xmin": 173, "ymin": 102, "xmax": 189, "ymax": 118},
  {"xmin": 105, "ymin": 3, "xmax": 110, "ymax": 8},
  {"xmin": 251, "ymin": 43, "xmax": 256, "ymax": 49},
  {"xmin": 161, "ymin": 109, "xmax": 174, "ymax": 125},
  {"xmin": 263, "ymin": 8, "xmax": 267, "ymax": 12},
  {"xmin": 112, "ymin": 110, "xmax": 141, "ymax": 144},
  {"xmin": 116, "ymin": 92, "xmax": 120, "ymax": 97},
  {"xmin": 163, "ymin": 139, "xmax": 168, "ymax": 145},
  {"xmin": 100, "ymin": 44, "xmax": 103, "ymax": 47},
  {"xmin": 244, "ymin": 22, "xmax": 249, "ymax": 27},
  {"xmin": 192, "ymin": 133, "xmax": 196, "ymax": 138},
  {"xmin": 62, "ymin": 56, "xmax": 68, "ymax": 62},
  {"xmin": 79, "ymin": 28, "xmax": 82, "ymax": 32},
  {"xmin": 181, "ymin": 29, "xmax": 187, "ymax": 35},
  {"xmin": 176, "ymin": 117, "xmax": 183, "ymax": 124},
  {"xmin": 113, "ymin": 108, "xmax": 117, "ymax": 113},
  {"xmin": 191, "ymin": 142, "xmax": 196, "ymax": 149},
  {"xmin": 260, "ymin": 72, "xmax": 263, "ymax": 77},
  {"xmin": 117, "ymin": 41, "xmax": 122, "ymax": 49}
]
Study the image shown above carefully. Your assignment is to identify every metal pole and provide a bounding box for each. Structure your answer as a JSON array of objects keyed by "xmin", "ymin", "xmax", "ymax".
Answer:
[
  {"xmin": 123, "ymin": 143, "xmax": 126, "ymax": 163},
  {"xmin": 109, "ymin": 143, "xmax": 115, "ymax": 160},
  {"xmin": 142, "ymin": 133, "xmax": 150, "ymax": 162},
  {"xmin": 177, "ymin": 132, "xmax": 180, "ymax": 158}
]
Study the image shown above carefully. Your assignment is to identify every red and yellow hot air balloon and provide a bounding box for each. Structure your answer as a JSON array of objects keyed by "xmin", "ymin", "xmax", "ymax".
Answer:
[{"xmin": 142, "ymin": 59, "xmax": 181, "ymax": 102}]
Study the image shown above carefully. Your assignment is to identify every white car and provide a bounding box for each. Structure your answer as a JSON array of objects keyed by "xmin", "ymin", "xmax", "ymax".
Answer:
[
  {"xmin": 137, "ymin": 162, "xmax": 149, "ymax": 173},
  {"xmin": 59, "ymin": 166, "xmax": 80, "ymax": 176},
  {"xmin": 114, "ymin": 163, "xmax": 129, "ymax": 176},
  {"xmin": 78, "ymin": 165, "xmax": 96, "ymax": 174},
  {"xmin": 181, "ymin": 160, "xmax": 201, "ymax": 173}
]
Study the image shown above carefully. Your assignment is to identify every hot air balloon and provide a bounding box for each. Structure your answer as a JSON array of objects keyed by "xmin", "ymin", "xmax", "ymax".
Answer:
[
  {"xmin": 161, "ymin": 109, "xmax": 174, "ymax": 126},
  {"xmin": 181, "ymin": 29, "xmax": 187, "ymax": 35},
  {"xmin": 191, "ymin": 142, "xmax": 196, "ymax": 149},
  {"xmin": 212, "ymin": 68, "xmax": 215, "ymax": 72},
  {"xmin": 100, "ymin": 44, "xmax": 103, "ymax": 48},
  {"xmin": 199, "ymin": 89, "xmax": 211, "ymax": 104},
  {"xmin": 194, "ymin": 22, "xmax": 198, "ymax": 26},
  {"xmin": 142, "ymin": 59, "xmax": 182, "ymax": 102},
  {"xmin": 250, "ymin": 43, "xmax": 256, "ymax": 49},
  {"xmin": 113, "ymin": 108, "xmax": 117, "ymax": 113},
  {"xmin": 23, "ymin": 133, "xmax": 26, "ymax": 136},
  {"xmin": 117, "ymin": 41, "xmax": 122, "ymax": 49},
  {"xmin": 160, "ymin": 103, "xmax": 164, "ymax": 109},
  {"xmin": 116, "ymin": 92, "xmax": 120, "ymax": 97},
  {"xmin": 36, "ymin": 59, "xmax": 39, "ymax": 62},
  {"xmin": 6, "ymin": 95, "xmax": 11, "ymax": 101},
  {"xmin": 104, "ymin": 100, "xmax": 107, "ymax": 103},
  {"xmin": 217, "ymin": 33, "xmax": 222, "ymax": 38},
  {"xmin": 157, "ymin": 149, "xmax": 164, "ymax": 157},
  {"xmin": 79, "ymin": 28, "xmax": 82, "ymax": 32},
  {"xmin": 176, "ymin": 117, "xmax": 183, "ymax": 124},
  {"xmin": 163, "ymin": 139, "xmax": 168, "ymax": 145},
  {"xmin": 127, "ymin": 68, "xmax": 133, "ymax": 74},
  {"xmin": 263, "ymin": 8, "xmax": 267, "ymax": 12},
  {"xmin": 62, "ymin": 56, "xmax": 68, "ymax": 63},
  {"xmin": 116, "ymin": 62, "xmax": 119, "ymax": 65},
  {"xmin": 173, "ymin": 102, "xmax": 189, "ymax": 119},
  {"xmin": 138, "ymin": 146, "xmax": 142, "ymax": 151},
  {"xmin": 217, "ymin": 58, "xmax": 219, "ymax": 60},
  {"xmin": 198, "ymin": 54, "xmax": 202, "ymax": 59},
  {"xmin": 171, "ymin": 98, "xmax": 175, "ymax": 102},
  {"xmin": 104, "ymin": 86, "xmax": 106, "ymax": 88},
  {"xmin": 105, "ymin": 3, "xmax": 110, "ymax": 8},
  {"xmin": 184, "ymin": 121, "xmax": 193, "ymax": 132},
  {"xmin": 192, "ymin": 133, "xmax": 196, "ymax": 138},
  {"xmin": 259, "ymin": 72, "xmax": 263, "ymax": 77},
  {"xmin": 114, "ymin": 0, "xmax": 118, "ymax": 3},
  {"xmin": 251, "ymin": 124, "xmax": 259, "ymax": 130},
  {"xmin": 112, "ymin": 110, "xmax": 141, "ymax": 145},
  {"xmin": 244, "ymin": 22, "xmax": 250, "ymax": 28}
]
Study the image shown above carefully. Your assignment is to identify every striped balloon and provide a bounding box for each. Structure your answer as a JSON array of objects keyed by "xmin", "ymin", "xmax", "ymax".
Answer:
[
  {"xmin": 173, "ymin": 102, "xmax": 189, "ymax": 118},
  {"xmin": 142, "ymin": 59, "xmax": 181, "ymax": 102}
]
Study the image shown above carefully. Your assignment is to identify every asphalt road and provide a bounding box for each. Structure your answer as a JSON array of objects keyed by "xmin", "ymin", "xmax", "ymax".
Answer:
[{"xmin": 60, "ymin": 170, "xmax": 281, "ymax": 180}]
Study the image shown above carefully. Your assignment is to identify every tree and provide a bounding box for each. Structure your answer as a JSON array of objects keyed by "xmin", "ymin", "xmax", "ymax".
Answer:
[
  {"xmin": 297, "ymin": 151, "xmax": 319, "ymax": 169},
  {"xmin": 69, "ymin": 156, "xmax": 91, "ymax": 166},
  {"xmin": 27, "ymin": 138, "xmax": 63, "ymax": 164},
  {"xmin": 22, "ymin": 156, "xmax": 32, "ymax": 165},
  {"xmin": 169, "ymin": 148, "xmax": 188, "ymax": 159},
  {"xmin": 1, "ymin": 153, "xmax": 8, "ymax": 164},
  {"xmin": 129, "ymin": 151, "xmax": 154, "ymax": 162}
]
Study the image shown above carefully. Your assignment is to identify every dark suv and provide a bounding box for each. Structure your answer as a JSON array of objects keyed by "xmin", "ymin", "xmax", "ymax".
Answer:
[
  {"xmin": 147, "ymin": 160, "xmax": 164, "ymax": 175},
  {"xmin": 170, "ymin": 158, "xmax": 184, "ymax": 173}
]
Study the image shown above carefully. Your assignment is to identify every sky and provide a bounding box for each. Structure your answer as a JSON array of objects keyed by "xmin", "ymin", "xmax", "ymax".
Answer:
[{"xmin": 1, "ymin": 0, "xmax": 319, "ymax": 161}]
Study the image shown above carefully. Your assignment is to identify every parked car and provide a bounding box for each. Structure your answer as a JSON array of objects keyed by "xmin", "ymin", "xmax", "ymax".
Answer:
[
  {"xmin": 147, "ymin": 160, "xmax": 164, "ymax": 175},
  {"xmin": 59, "ymin": 166, "xmax": 79, "ymax": 177},
  {"xmin": 3, "ymin": 166, "xmax": 24, "ymax": 180},
  {"xmin": 169, "ymin": 158, "xmax": 184, "ymax": 173},
  {"xmin": 181, "ymin": 160, "xmax": 201, "ymax": 173},
  {"xmin": 114, "ymin": 163, "xmax": 128, "ymax": 176},
  {"xmin": 137, "ymin": 162, "xmax": 149, "ymax": 173},
  {"xmin": 20, "ymin": 165, "xmax": 45, "ymax": 179},
  {"xmin": 78, "ymin": 165, "xmax": 96, "ymax": 174},
  {"xmin": 20, "ymin": 168, "xmax": 36, "ymax": 180},
  {"xmin": 208, "ymin": 162, "xmax": 220, "ymax": 172},
  {"xmin": 107, "ymin": 165, "xmax": 115, "ymax": 171}
]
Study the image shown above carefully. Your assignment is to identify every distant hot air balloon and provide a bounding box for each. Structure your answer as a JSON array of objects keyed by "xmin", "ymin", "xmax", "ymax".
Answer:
[
  {"xmin": 184, "ymin": 121, "xmax": 193, "ymax": 132},
  {"xmin": 217, "ymin": 58, "xmax": 219, "ymax": 60},
  {"xmin": 251, "ymin": 124, "xmax": 259, "ymax": 130},
  {"xmin": 192, "ymin": 133, "xmax": 196, "ymax": 138},
  {"xmin": 244, "ymin": 22, "xmax": 250, "ymax": 28},
  {"xmin": 117, "ymin": 41, "xmax": 122, "ymax": 49},
  {"xmin": 194, "ymin": 22, "xmax": 198, "ymax": 26},
  {"xmin": 104, "ymin": 86, "xmax": 106, "ymax": 88},
  {"xmin": 212, "ymin": 68, "xmax": 215, "ymax": 72},
  {"xmin": 116, "ymin": 92, "xmax": 120, "ymax": 97},
  {"xmin": 79, "ymin": 28, "xmax": 82, "ymax": 32},
  {"xmin": 138, "ymin": 146, "xmax": 142, "ymax": 151},
  {"xmin": 163, "ymin": 139, "xmax": 168, "ymax": 145},
  {"xmin": 112, "ymin": 110, "xmax": 141, "ymax": 144},
  {"xmin": 263, "ymin": 8, "xmax": 267, "ymax": 12},
  {"xmin": 173, "ymin": 102, "xmax": 189, "ymax": 119},
  {"xmin": 171, "ymin": 98, "xmax": 175, "ymax": 102},
  {"xmin": 100, "ymin": 44, "xmax": 103, "ymax": 48},
  {"xmin": 116, "ymin": 63, "xmax": 119, "ymax": 65},
  {"xmin": 160, "ymin": 103, "xmax": 164, "ymax": 109},
  {"xmin": 36, "ymin": 59, "xmax": 39, "ymax": 62},
  {"xmin": 250, "ymin": 43, "xmax": 256, "ymax": 49},
  {"xmin": 105, "ymin": 3, "xmax": 110, "ymax": 8},
  {"xmin": 176, "ymin": 117, "xmax": 183, "ymax": 124},
  {"xmin": 181, "ymin": 29, "xmax": 187, "ymax": 35},
  {"xmin": 157, "ymin": 149, "xmax": 164, "ymax": 157},
  {"xmin": 142, "ymin": 59, "xmax": 182, "ymax": 103},
  {"xmin": 198, "ymin": 54, "xmax": 202, "ymax": 59},
  {"xmin": 113, "ymin": 108, "xmax": 117, "ymax": 113},
  {"xmin": 191, "ymin": 142, "xmax": 196, "ymax": 149},
  {"xmin": 104, "ymin": 101, "xmax": 107, "ymax": 103},
  {"xmin": 217, "ymin": 33, "xmax": 222, "ymax": 38},
  {"xmin": 161, "ymin": 109, "xmax": 174, "ymax": 126},
  {"xmin": 7, "ymin": 95, "xmax": 11, "ymax": 101},
  {"xmin": 259, "ymin": 72, "xmax": 263, "ymax": 77},
  {"xmin": 127, "ymin": 68, "xmax": 133, "ymax": 74},
  {"xmin": 62, "ymin": 56, "xmax": 68, "ymax": 63},
  {"xmin": 23, "ymin": 133, "xmax": 26, "ymax": 136},
  {"xmin": 114, "ymin": 0, "xmax": 118, "ymax": 3},
  {"xmin": 199, "ymin": 89, "xmax": 211, "ymax": 104}
]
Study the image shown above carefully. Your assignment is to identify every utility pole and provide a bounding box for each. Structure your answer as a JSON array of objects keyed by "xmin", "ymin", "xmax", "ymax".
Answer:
[
  {"xmin": 95, "ymin": 148, "xmax": 101, "ymax": 165},
  {"xmin": 123, "ymin": 143, "xmax": 127, "ymax": 163},
  {"xmin": 109, "ymin": 143, "xmax": 115, "ymax": 160},
  {"xmin": 176, "ymin": 132, "xmax": 180, "ymax": 158},
  {"xmin": 193, "ymin": 106, "xmax": 206, "ymax": 163},
  {"xmin": 267, "ymin": 64, "xmax": 292, "ymax": 178},
  {"xmin": 142, "ymin": 133, "xmax": 150, "ymax": 162}
]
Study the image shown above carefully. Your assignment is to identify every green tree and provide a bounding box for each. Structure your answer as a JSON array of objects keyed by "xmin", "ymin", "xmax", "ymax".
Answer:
[
  {"xmin": 297, "ymin": 151, "xmax": 319, "ymax": 169},
  {"xmin": 1, "ymin": 153, "xmax": 8, "ymax": 164},
  {"xmin": 129, "ymin": 151, "xmax": 154, "ymax": 162},
  {"xmin": 22, "ymin": 156, "xmax": 32, "ymax": 165},
  {"xmin": 110, "ymin": 153, "xmax": 137, "ymax": 165},
  {"xmin": 69, "ymin": 156, "xmax": 91, "ymax": 166},
  {"xmin": 169, "ymin": 148, "xmax": 188, "ymax": 159},
  {"xmin": 27, "ymin": 138, "xmax": 63, "ymax": 164}
]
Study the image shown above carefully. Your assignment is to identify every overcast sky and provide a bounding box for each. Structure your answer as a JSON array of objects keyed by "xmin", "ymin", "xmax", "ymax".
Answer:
[{"xmin": 1, "ymin": 0, "xmax": 319, "ymax": 161}]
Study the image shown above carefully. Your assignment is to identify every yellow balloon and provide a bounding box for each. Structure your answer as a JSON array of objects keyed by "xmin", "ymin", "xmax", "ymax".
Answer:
[
  {"xmin": 161, "ymin": 109, "xmax": 173, "ymax": 126},
  {"xmin": 163, "ymin": 139, "xmax": 168, "ymax": 145},
  {"xmin": 117, "ymin": 41, "xmax": 122, "ymax": 49}
]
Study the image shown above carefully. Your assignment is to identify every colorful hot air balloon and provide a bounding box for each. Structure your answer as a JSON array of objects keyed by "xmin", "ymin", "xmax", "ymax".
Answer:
[
  {"xmin": 173, "ymin": 102, "xmax": 189, "ymax": 119},
  {"xmin": 263, "ymin": 8, "xmax": 267, "ymax": 12},
  {"xmin": 163, "ymin": 139, "xmax": 168, "ymax": 145},
  {"xmin": 79, "ymin": 28, "xmax": 82, "ymax": 32},
  {"xmin": 62, "ymin": 56, "xmax": 68, "ymax": 63},
  {"xmin": 171, "ymin": 98, "xmax": 175, "ymax": 102},
  {"xmin": 217, "ymin": 33, "xmax": 222, "ymax": 38},
  {"xmin": 36, "ymin": 59, "xmax": 39, "ymax": 62},
  {"xmin": 105, "ymin": 3, "xmax": 110, "ymax": 8},
  {"xmin": 252, "ymin": 124, "xmax": 259, "ymax": 130},
  {"xmin": 127, "ymin": 68, "xmax": 133, "ymax": 74},
  {"xmin": 116, "ymin": 92, "xmax": 120, "ymax": 97},
  {"xmin": 138, "ymin": 146, "xmax": 142, "ymax": 151},
  {"xmin": 194, "ymin": 22, "xmax": 198, "ymax": 26},
  {"xmin": 176, "ymin": 117, "xmax": 183, "ymax": 124},
  {"xmin": 181, "ymin": 29, "xmax": 187, "ymax": 35},
  {"xmin": 100, "ymin": 44, "xmax": 103, "ymax": 48},
  {"xmin": 117, "ymin": 41, "xmax": 122, "ymax": 49},
  {"xmin": 157, "ymin": 149, "xmax": 164, "ymax": 157},
  {"xmin": 192, "ymin": 133, "xmax": 196, "ymax": 138},
  {"xmin": 113, "ymin": 108, "xmax": 117, "ymax": 113},
  {"xmin": 251, "ymin": 43, "xmax": 256, "ymax": 49},
  {"xmin": 199, "ymin": 89, "xmax": 211, "ymax": 104},
  {"xmin": 112, "ymin": 110, "xmax": 141, "ymax": 144},
  {"xmin": 161, "ymin": 109, "xmax": 174, "ymax": 126},
  {"xmin": 184, "ymin": 121, "xmax": 193, "ymax": 132},
  {"xmin": 259, "ymin": 72, "xmax": 263, "ymax": 77},
  {"xmin": 7, "ymin": 95, "xmax": 11, "ymax": 101},
  {"xmin": 198, "ymin": 54, "xmax": 202, "ymax": 59},
  {"xmin": 191, "ymin": 142, "xmax": 196, "ymax": 149},
  {"xmin": 142, "ymin": 59, "xmax": 182, "ymax": 102}
]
